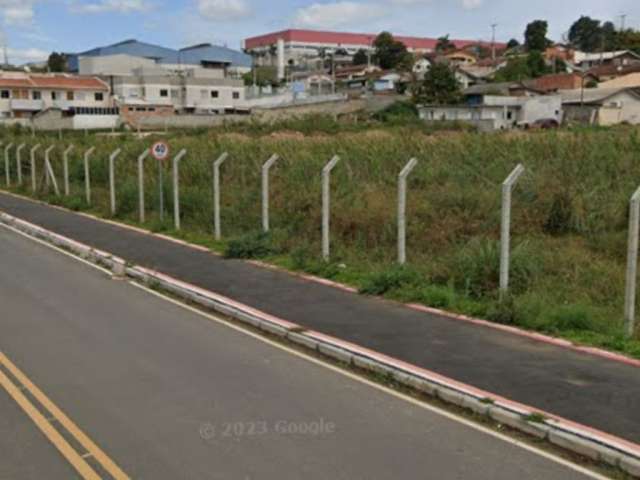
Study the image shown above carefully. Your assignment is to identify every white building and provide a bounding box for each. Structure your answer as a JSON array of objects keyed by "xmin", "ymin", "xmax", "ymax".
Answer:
[
  {"xmin": 418, "ymin": 95, "xmax": 562, "ymax": 132},
  {"xmin": 561, "ymin": 87, "xmax": 640, "ymax": 125},
  {"xmin": 0, "ymin": 72, "xmax": 112, "ymax": 120}
]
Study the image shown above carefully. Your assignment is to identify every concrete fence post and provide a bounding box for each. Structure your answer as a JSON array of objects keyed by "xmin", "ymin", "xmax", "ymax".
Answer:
[
  {"xmin": 172, "ymin": 149, "xmax": 187, "ymax": 230},
  {"xmin": 322, "ymin": 155, "xmax": 340, "ymax": 261},
  {"xmin": 63, "ymin": 145, "xmax": 74, "ymax": 196},
  {"xmin": 212, "ymin": 152, "xmax": 229, "ymax": 240},
  {"xmin": 44, "ymin": 145, "xmax": 60, "ymax": 196},
  {"xmin": 624, "ymin": 186, "xmax": 640, "ymax": 337},
  {"xmin": 499, "ymin": 164, "xmax": 525, "ymax": 298},
  {"xmin": 4, "ymin": 142, "xmax": 13, "ymax": 186},
  {"xmin": 261, "ymin": 154, "xmax": 279, "ymax": 232},
  {"xmin": 83, "ymin": 147, "xmax": 95, "ymax": 205},
  {"xmin": 30, "ymin": 144, "xmax": 41, "ymax": 193},
  {"xmin": 138, "ymin": 149, "xmax": 150, "ymax": 223},
  {"xmin": 398, "ymin": 158, "xmax": 419, "ymax": 265},
  {"xmin": 15, "ymin": 144, "xmax": 26, "ymax": 186},
  {"xmin": 109, "ymin": 148, "xmax": 122, "ymax": 215}
]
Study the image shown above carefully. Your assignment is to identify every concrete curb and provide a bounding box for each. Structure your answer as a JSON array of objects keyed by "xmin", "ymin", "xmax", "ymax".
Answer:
[
  {"xmin": 1, "ymin": 210, "xmax": 639, "ymax": 477},
  {"xmin": 1, "ymin": 188, "xmax": 639, "ymax": 370}
]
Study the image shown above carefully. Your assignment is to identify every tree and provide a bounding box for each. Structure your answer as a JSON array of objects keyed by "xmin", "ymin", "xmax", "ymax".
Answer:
[
  {"xmin": 493, "ymin": 52, "xmax": 550, "ymax": 82},
  {"xmin": 47, "ymin": 52, "xmax": 67, "ymax": 72},
  {"xmin": 413, "ymin": 62, "xmax": 461, "ymax": 105},
  {"xmin": 524, "ymin": 20, "xmax": 551, "ymax": 51},
  {"xmin": 373, "ymin": 31, "xmax": 409, "ymax": 70},
  {"xmin": 617, "ymin": 29, "xmax": 640, "ymax": 54},
  {"xmin": 436, "ymin": 35, "xmax": 456, "ymax": 54},
  {"xmin": 526, "ymin": 50, "xmax": 550, "ymax": 77},
  {"xmin": 353, "ymin": 49, "xmax": 368, "ymax": 65},
  {"xmin": 506, "ymin": 38, "xmax": 520, "ymax": 50},
  {"xmin": 568, "ymin": 16, "xmax": 602, "ymax": 52}
]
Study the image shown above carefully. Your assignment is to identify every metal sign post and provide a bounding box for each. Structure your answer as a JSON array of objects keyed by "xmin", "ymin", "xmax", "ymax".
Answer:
[
  {"xmin": 15, "ymin": 144, "xmax": 25, "ymax": 186},
  {"xmin": 213, "ymin": 152, "xmax": 229, "ymax": 240},
  {"xmin": 624, "ymin": 186, "xmax": 640, "ymax": 337},
  {"xmin": 322, "ymin": 155, "xmax": 340, "ymax": 261},
  {"xmin": 83, "ymin": 147, "xmax": 95, "ymax": 205},
  {"xmin": 262, "ymin": 154, "xmax": 279, "ymax": 232},
  {"xmin": 499, "ymin": 164, "xmax": 525, "ymax": 299},
  {"xmin": 4, "ymin": 142, "xmax": 13, "ymax": 186},
  {"xmin": 30, "ymin": 144, "xmax": 41, "ymax": 193},
  {"xmin": 398, "ymin": 158, "xmax": 418, "ymax": 265},
  {"xmin": 63, "ymin": 145, "xmax": 74, "ymax": 196},
  {"xmin": 172, "ymin": 149, "xmax": 187, "ymax": 231},
  {"xmin": 150, "ymin": 142, "xmax": 170, "ymax": 224},
  {"xmin": 109, "ymin": 148, "xmax": 122, "ymax": 215}
]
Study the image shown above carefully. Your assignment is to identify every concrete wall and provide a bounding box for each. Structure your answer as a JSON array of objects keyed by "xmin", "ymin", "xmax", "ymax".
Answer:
[
  {"xmin": 72, "ymin": 114, "xmax": 119, "ymax": 130},
  {"xmin": 80, "ymin": 54, "xmax": 156, "ymax": 76}
]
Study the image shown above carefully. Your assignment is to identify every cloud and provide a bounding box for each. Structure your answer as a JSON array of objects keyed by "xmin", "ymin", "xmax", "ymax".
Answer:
[
  {"xmin": 0, "ymin": 0, "xmax": 36, "ymax": 25},
  {"xmin": 70, "ymin": 0, "xmax": 152, "ymax": 14},
  {"xmin": 293, "ymin": 1, "xmax": 386, "ymax": 29},
  {"xmin": 7, "ymin": 46, "xmax": 49, "ymax": 64},
  {"xmin": 197, "ymin": 0, "xmax": 251, "ymax": 21},
  {"xmin": 461, "ymin": 0, "xmax": 482, "ymax": 9}
]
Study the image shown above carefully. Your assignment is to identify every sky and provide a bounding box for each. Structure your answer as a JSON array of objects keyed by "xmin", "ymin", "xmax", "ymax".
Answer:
[{"xmin": 0, "ymin": 0, "xmax": 639, "ymax": 64}]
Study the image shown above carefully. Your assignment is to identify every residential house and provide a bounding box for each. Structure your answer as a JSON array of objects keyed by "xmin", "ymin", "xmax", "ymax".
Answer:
[
  {"xmin": 463, "ymin": 81, "xmax": 542, "ymax": 103},
  {"xmin": 598, "ymin": 73, "xmax": 640, "ymax": 89},
  {"xmin": 533, "ymin": 73, "xmax": 598, "ymax": 93},
  {"xmin": 0, "ymin": 72, "xmax": 113, "ymax": 120},
  {"xmin": 443, "ymin": 50, "xmax": 477, "ymax": 66},
  {"xmin": 412, "ymin": 58, "xmax": 432, "ymax": 79},
  {"xmin": 573, "ymin": 50, "xmax": 640, "ymax": 70},
  {"xmin": 418, "ymin": 95, "xmax": 562, "ymax": 132},
  {"xmin": 373, "ymin": 73, "xmax": 401, "ymax": 92},
  {"xmin": 561, "ymin": 87, "xmax": 640, "ymax": 125},
  {"xmin": 455, "ymin": 65, "xmax": 497, "ymax": 89}
]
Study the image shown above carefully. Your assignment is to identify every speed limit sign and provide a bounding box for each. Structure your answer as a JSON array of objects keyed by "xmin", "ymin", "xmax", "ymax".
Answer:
[{"xmin": 151, "ymin": 141, "xmax": 170, "ymax": 161}]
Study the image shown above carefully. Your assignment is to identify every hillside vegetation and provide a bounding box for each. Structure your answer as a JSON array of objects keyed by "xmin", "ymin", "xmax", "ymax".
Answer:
[{"xmin": 1, "ymin": 119, "xmax": 640, "ymax": 357}]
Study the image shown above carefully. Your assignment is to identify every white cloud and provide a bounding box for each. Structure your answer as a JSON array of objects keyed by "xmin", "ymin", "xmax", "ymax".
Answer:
[
  {"xmin": 197, "ymin": 0, "xmax": 251, "ymax": 21},
  {"xmin": 293, "ymin": 1, "xmax": 386, "ymax": 29},
  {"xmin": 0, "ymin": 0, "xmax": 36, "ymax": 25},
  {"xmin": 7, "ymin": 46, "xmax": 49, "ymax": 64},
  {"xmin": 70, "ymin": 0, "xmax": 152, "ymax": 14}
]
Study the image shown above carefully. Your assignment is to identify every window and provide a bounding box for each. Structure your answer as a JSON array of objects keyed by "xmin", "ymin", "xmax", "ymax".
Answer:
[
  {"xmin": 51, "ymin": 92, "xmax": 57, "ymax": 100},
  {"xmin": 95, "ymin": 92, "xmax": 104, "ymax": 101},
  {"xmin": 1, "ymin": 90, "xmax": 9, "ymax": 99},
  {"xmin": 160, "ymin": 89, "xmax": 168, "ymax": 97},
  {"xmin": 32, "ymin": 91, "xmax": 42, "ymax": 100},
  {"xmin": 232, "ymin": 92, "xmax": 240, "ymax": 100},
  {"xmin": 211, "ymin": 90, "xmax": 219, "ymax": 98},
  {"xmin": 67, "ymin": 91, "xmax": 74, "ymax": 101}
]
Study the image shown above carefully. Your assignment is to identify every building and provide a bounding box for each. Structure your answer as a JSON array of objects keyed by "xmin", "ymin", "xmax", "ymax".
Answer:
[
  {"xmin": 68, "ymin": 39, "xmax": 252, "ymax": 76},
  {"xmin": 573, "ymin": 50, "xmax": 640, "ymax": 70},
  {"xmin": 71, "ymin": 40, "xmax": 248, "ymax": 117},
  {"xmin": 561, "ymin": 87, "xmax": 640, "ymax": 125},
  {"xmin": 418, "ymin": 95, "xmax": 562, "ymax": 132},
  {"xmin": 244, "ymin": 29, "xmax": 505, "ymax": 69},
  {"xmin": 0, "ymin": 72, "xmax": 112, "ymax": 119},
  {"xmin": 455, "ymin": 65, "xmax": 497, "ymax": 89},
  {"xmin": 598, "ymin": 73, "xmax": 640, "ymax": 89},
  {"xmin": 533, "ymin": 73, "xmax": 598, "ymax": 93},
  {"xmin": 443, "ymin": 50, "xmax": 477, "ymax": 66}
]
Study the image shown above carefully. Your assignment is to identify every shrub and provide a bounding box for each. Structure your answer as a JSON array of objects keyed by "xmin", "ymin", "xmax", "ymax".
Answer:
[
  {"xmin": 544, "ymin": 192, "xmax": 574, "ymax": 235},
  {"xmin": 416, "ymin": 284, "xmax": 455, "ymax": 308},
  {"xmin": 359, "ymin": 265, "xmax": 421, "ymax": 296},
  {"xmin": 548, "ymin": 305, "xmax": 596, "ymax": 332},
  {"xmin": 486, "ymin": 295, "xmax": 519, "ymax": 325},
  {"xmin": 224, "ymin": 231, "xmax": 277, "ymax": 259}
]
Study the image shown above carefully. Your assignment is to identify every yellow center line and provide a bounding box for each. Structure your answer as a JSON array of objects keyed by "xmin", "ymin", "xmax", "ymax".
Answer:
[
  {"xmin": 0, "ymin": 351, "xmax": 130, "ymax": 480},
  {"xmin": 0, "ymin": 368, "xmax": 100, "ymax": 480}
]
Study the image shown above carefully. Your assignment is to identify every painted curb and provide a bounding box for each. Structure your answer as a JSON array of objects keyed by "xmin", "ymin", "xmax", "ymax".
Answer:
[
  {"xmin": 1, "ymin": 188, "xmax": 639, "ymax": 370},
  {"xmin": 1, "ymin": 210, "xmax": 639, "ymax": 477}
]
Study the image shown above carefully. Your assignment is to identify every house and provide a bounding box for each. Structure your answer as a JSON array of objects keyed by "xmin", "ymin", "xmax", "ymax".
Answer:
[
  {"xmin": 463, "ymin": 81, "xmax": 542, "ymax": 103},
  {"xmin": 0, "ymin": 72, "xmax": 112, "ymax": 118},
  {"xmin": 587, "ymin": 63, "xmax": 640, "ymax": 82},
  {"xmin": 598, "ymin": 73, "xmax": 640, "ymax": 89},
  {"xmin": 443, "ymin": 50, "xmax": 477, "ymax": 66},
  {"xmin": 418, "ymin": 95, "xmax": 562, "ymax": 132},
  {"xmin": 573, "ymin": 50, "xmax": 640, "ymax": 70},
  {"xmin": 455, "ymin": 65, "xmax": 497, "ymax": 89},
  {"xmin": 533, "ymin": 73, "xmax": 598, "ymax": 93},
  {"xmin": 561, "ymin": 87, "xmax": 640, "ymax": 125}
]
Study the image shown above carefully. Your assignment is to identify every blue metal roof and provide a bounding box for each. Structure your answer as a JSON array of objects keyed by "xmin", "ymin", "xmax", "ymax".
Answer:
[{"xmin": 67, "ymin": 39, "xmax": 252, "ymax": 71}]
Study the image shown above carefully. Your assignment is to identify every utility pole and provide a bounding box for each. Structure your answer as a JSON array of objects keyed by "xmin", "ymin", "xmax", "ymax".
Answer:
[
  {"xmin": 491, "ymin": 23, "xmax": 498, "ymax": 63},
  {"xmin": 619, "ymin": 13, "xmax": 628, "ymax": 31}
]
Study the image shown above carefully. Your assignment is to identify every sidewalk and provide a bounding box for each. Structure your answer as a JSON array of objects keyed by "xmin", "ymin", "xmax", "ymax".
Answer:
[{"xmin": 1, "ymin": 191, "xmax": 639, "ymax": 446}]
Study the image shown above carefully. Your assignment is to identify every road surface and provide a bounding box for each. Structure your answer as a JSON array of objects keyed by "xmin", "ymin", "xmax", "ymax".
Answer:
[{"xmin": 0, "ymin": 225, "xmax": 603, "ymax": 479}]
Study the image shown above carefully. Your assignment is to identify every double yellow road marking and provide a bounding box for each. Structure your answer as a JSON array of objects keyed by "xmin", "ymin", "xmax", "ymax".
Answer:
[{"xmin": 0, "ymin": 351, "xmax": 129, "ymax": 480}]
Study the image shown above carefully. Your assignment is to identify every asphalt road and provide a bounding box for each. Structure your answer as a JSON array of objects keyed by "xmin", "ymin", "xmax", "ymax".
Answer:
[{"xmin": 0, "ymin": 225, "xmax": 601, "ymax": 479}]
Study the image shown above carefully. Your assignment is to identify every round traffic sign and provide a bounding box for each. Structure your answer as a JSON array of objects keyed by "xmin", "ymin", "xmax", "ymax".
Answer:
[{"xmin": 151, "ymin": 141, "xmax": 170, "ymax": 161}]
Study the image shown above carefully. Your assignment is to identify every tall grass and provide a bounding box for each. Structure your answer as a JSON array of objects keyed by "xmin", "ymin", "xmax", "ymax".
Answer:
[{"xmin": 2, "ymin": 122, "xmax": 640, "ymax": 355}]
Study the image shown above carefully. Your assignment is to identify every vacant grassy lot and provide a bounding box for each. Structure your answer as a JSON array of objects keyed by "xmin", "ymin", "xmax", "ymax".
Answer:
[{"xmin": 2, "ymin": 118, "xmax": 640, "ymax": 357}]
